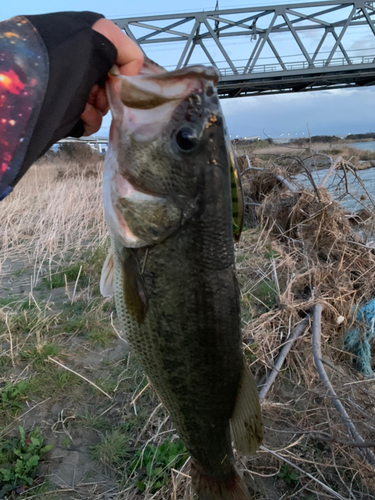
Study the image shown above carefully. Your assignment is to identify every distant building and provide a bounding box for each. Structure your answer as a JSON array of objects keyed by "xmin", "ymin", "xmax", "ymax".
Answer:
[{"xmin": 58, "ymin": 136, "xmax": 108, "ymax": 154}]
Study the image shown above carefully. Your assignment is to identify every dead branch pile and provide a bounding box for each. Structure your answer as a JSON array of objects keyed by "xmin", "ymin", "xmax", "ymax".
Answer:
[
  {"xmin": 237, "ymin": 158, "xmax": 375, "ymax": 495},
  {"xmin": 242, "ymin": 164, "xmax": 375, "ymax": 336}
]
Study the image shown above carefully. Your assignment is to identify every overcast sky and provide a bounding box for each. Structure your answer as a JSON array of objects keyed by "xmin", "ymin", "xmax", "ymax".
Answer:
[{"xmin": 2, "ymin": 0, "xmax": 375, "ymax": 138}]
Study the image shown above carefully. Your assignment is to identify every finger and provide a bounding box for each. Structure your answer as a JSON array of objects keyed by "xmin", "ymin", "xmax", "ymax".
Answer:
[
  {"xmin": 92, "ymin": 18, "xmax": 144, "ymax": 77},
  {"xmin": 87, "ymin": 85, "xmax": 109, "ymax": 115},
  {"xmin": 87, "ymin": 84, "xmax": 99, "ymax": 106},
  {"xmin": 81, "ymin": 102, "xmax": 103, "ymax": 136},
  {"xmin": 95, "ymin": 86, "xmax": 109, "ymax": 115}
]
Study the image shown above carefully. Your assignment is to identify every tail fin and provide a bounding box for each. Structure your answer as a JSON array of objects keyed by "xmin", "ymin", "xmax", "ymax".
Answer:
[{"xmin": 191, "ymin": 460, "xmax": 251, "ymax": 500}]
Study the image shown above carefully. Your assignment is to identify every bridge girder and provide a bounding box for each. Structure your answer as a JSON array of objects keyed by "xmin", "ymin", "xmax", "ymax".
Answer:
[{"xmin": 113, "ymin": 0, "xmax": 375, "ymax": 97}]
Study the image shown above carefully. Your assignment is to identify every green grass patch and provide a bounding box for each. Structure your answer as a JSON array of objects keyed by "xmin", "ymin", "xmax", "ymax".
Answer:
[
  {"xmin": 91, "ymin": 430, "xmax": 129, "ymax": 467},
  {"xmin": 264, "ymin": 249, "xmax": 278, "ymax": 259},
  {"xmin": 28, "ymin": 366, "xmax": 82, "ymax": 398},
  {"xmin": 1, "ymin": 381, "xmax": 29, "ymax": 420},
  {"xmin": 86, "ymin": 329, "xmax": 115, "ymax": 347},
  {"xmin": 278, "ymin": 464, "xmax": 300, "ymax": 486},
  {"xmin": 244, "ymin": 343, "xmax": 258, "ymax": 363},
  {"xmin": 60, "ymin": 436, "xmax": 71, "ymax": 448},
  {"xmin": 0, "ymin": 297, "xmax": 18, "ymax": 308},
  {"xmin": 240, "ymin": 299, "xmax": 252, "ymax": 324},
  {"xmin": 251, "ymin": 279, "xmax": 278, "ymax": 310},
  {"xmin": 20, "ymin": 344, "xmax": 59, "ymax": 366},
  {"xmin": 41, "ymin": 243, "xmax": 109, "ymax": 291},
  {"xmin": 93, "ymin": 376, "xmax": 117, "ymax": 395},
  {"xmin": 43, "ymin": 262, "xmax": 87, "ymax": 289},
  {"xmin": 60, "ymin": 309, "xmax": 116, "ymax": 347},
  {"xmin": 0, "ymin": 357, "xmax": 12, "ymax": 376},
  {"xmin": 0, "ymin": 310, "xmax": 41, "ymax": 336},
  {"xmin": 0, "ymin": 426, "xmax": 53, "ymax": 497},
  {"xmin": 78, "ymin": 411, "xmax": 113, "ymax": 433},
  {"xmin": 130, "ymin": 440, "xmax": 189, "ymax": 493}
]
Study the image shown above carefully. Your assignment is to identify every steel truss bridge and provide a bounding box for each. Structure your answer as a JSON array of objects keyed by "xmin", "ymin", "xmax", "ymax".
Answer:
[{"xmin": 113, "ymin": 0, "xmax": 375, "ymax": 98}]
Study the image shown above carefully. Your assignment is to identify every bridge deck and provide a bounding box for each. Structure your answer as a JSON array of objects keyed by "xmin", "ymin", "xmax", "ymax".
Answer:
[{"xmin": 113, "ymin": 0, "xmax": 375, "ymax": 97}]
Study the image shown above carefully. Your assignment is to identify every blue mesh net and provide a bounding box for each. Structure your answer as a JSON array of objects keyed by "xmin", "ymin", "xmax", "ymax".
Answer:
[{"xmin": 344, "ymin": 299, "xmax": 375, "ymax": 378}]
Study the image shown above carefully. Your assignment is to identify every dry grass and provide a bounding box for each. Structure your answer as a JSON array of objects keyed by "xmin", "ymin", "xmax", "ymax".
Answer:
[
  {"xmin": 0, "ymin": 161, "xmax": 190, "ymax": 500},
  {"xmin": 0, "ymin": 162, "xmax": 107, "ymax": 275},
  {"xmin": 1, "ymin": 156, "xmax": 375, "ymax": 499}
]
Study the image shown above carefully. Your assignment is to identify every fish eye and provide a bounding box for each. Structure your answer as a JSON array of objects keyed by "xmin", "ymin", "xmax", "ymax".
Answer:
[{"xmin": 175, "ymin": 127, "xmax": 198, "ymax": 152}]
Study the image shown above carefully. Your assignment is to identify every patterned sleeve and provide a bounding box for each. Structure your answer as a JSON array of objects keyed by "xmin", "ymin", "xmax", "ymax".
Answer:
[
  {"xmin": 0, "ymin": 12, "xmax": 117, "ymax": 201},
  {"xmin": 0, "ymin": 16, "xmax": 48, "ymax": 200}
]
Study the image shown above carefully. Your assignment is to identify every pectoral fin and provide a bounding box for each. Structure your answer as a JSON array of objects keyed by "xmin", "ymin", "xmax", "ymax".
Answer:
[
  {"xmin": 100, "ymin": 249, "xmax": 114, "ymax": 297},
  {"xmin": 230, "ymin": 357, "xmax": 263, "ymax": 455},
  {"xmin": 122, "ymin": 252, "xmax": 148, "ymax": 324}
]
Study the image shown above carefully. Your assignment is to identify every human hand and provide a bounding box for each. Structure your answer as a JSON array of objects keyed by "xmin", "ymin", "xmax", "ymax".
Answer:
[{"xmin": 80, "ymin": 18, "xmax": 144, "ymax": 136}]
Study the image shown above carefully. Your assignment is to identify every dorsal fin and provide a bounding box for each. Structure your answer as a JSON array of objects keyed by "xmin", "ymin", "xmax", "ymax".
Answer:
[{"xmin": 100, "ymin": 249, "xmax": 114, "ymax": 297}]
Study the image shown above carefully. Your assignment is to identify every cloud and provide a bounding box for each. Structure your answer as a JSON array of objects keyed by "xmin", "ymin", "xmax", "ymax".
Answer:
[{"xmin": 221, "ymin": 86, "xmax": 375, "ymax": 137}]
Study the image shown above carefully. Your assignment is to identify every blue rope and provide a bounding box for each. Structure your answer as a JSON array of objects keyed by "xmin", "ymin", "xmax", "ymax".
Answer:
[{"xmin": 344, "ymin": 299, "xmax": 375, "ymax": 378}]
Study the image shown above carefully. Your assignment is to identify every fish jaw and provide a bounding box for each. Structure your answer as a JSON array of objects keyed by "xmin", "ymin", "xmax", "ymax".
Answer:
[{"xmin": 103, "ymin": 124, "xmax": 147, "ymax": 248}]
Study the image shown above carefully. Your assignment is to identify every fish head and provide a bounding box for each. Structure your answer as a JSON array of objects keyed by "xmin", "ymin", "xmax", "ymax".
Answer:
[{"xmin": 104, "ymin": 61, "xmax": 231, "ymax": 247}]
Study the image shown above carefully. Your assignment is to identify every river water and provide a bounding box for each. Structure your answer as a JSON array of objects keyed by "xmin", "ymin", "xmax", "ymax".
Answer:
[
  {"xmin": 291, "ymin": 140, "xmax": 375, "ymax": 213},
  {"xmin": 294, "ymin": 165, "xmax": 375, "ymax": 213},
  {"xmin": 348, "ymin": 141, "xmax": 375, "ymax": 152}
]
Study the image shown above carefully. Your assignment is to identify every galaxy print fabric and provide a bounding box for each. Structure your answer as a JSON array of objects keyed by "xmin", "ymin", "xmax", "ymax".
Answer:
[{"xmin": 0, "ymin": 17, "xmax": 48, "ymax": 199}]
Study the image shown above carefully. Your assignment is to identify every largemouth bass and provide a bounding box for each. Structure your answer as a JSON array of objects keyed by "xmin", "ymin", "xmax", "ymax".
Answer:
[{"xmin": 101, "ymin": 60, "xmax": 263, "ymax": 500}]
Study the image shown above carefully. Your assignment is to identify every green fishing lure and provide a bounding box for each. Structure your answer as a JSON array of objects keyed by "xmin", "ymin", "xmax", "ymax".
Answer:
[{"xmin": 228, "ymin": 142, "xmax": 244, "ymax": 242}]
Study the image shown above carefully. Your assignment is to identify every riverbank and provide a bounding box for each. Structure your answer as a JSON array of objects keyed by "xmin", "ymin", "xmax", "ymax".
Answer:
[{"xmin": 235, "ymin": 141, "xmax": 375, "ymax": 171}]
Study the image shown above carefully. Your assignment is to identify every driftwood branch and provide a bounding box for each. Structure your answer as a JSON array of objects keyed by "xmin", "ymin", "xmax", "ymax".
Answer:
[
  {"xmin": 312, "ymin": 304, "xmax": 375, "ymax": 466},
  {"xmin": 346, "ymin": 163, "xmax": 375, "ymax": 211},
  {"xmin": 259, "ymin": 316, "xmax": 310, "ymax": 402},
  {"xmin": 275, "ymin": 173, "xmax": 297, "ymax": 193},
  {"xmin": 242, "ymin": 155, "xmax": 297, "ymax": 193},
  {"xmin": 242, "ymin": 155, "xmax": 263, "ymax": 174},
  {"xmin": 319, "ymin": 156, "xmax": 343, "ymax": 188}
]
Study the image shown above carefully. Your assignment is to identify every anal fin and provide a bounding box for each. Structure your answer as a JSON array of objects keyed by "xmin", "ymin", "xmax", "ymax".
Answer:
[
  {"xmin": 230, "ymin": 357, "xmax": 263, "ymax": 455},
  {"xmin": 100, "ymin": 248, "xmax": 114, "ymax": 297}
]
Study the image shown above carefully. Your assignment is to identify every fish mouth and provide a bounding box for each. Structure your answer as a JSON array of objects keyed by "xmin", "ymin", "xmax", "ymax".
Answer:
[
  {"xmin": 106, "ymin": 63, "xmax": 219, "ymax": 143},
  {"xmin": 104, "ymin": 62, "xmax": 221, "ymax": 247},
  {"xmin": 109, "ymin": 63, "xmax": 219, "ymax": 111}
]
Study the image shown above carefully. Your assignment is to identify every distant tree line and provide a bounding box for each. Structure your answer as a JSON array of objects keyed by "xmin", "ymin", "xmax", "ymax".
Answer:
[
  {"xmin": 345, "ymin": 132, "xmax": 375, "ymax": 140},
  {"xmin": 291, "ymin": 133, "xmax": 375, "ymax": 145},
  {"xmin": 291, "ymin": 135, "xmax": 344, "ymax": 145}
]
